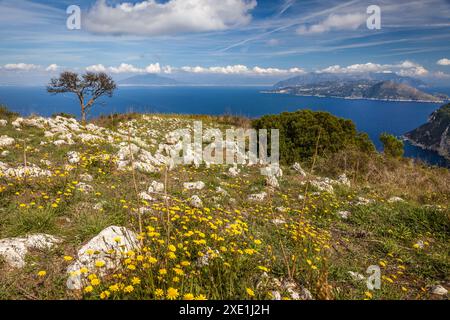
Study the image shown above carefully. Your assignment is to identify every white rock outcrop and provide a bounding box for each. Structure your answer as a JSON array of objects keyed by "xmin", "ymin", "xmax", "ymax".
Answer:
[
  {"xmin": 431, "ymin": 285, "xmax": 448, "ymax": 296},
  {"xmin": 337, "ymin": 173, "xmax": 351, "ymax": 187},
  {"xmin": 148, "ymin": 181, "xmax": 165, "ymax": 193},
  {"xmin": 75, "ymin": 182, "xmax": 93, "ymax": 193},
  {"xmin": 310, "ymin": 178, "xmax": 334, "ymax": 193},
  {"xmin": 266, "ymin": 175, "xmax": 279, "ymax": 188},
  {"xmin": 248, "ymin": 192, "xmax": 267, "ymax": 202},
  {"xmin": 67, "ymin": 151, "xmax": 81, "ymax": 164},
  {"xmin": 388, "ymin": 196, "xmax": 404, "ymax": 203},
  {"xmin": 0, "ymin": 234, "xmax": 62, "ymax": 268},
  {"xmin": 337, "ymin": 211, "xmax": 350, "ymax": 219},
  {"xmin": 0, "ymin": 163, "xmax": 52, "ymax": 179},
  {"xmin": 66, "ymin": 226, "xmax": 140, "ymax": 290},
  {"xmin": 0, "ymin": 135, "xmax": 15, "ymax": 147},
  {"xmin": 183, "ymin": 181, "xmax": 205, "ymax": 190},
  {"xmin": 292, "ymin": 162, "xmax": 307, "ymax": 177},
  {"xmin": 227, "ymin": 165, "xmax": 240, "ymax": 177},
  {"xmin": 190, "ymin": 195, "xmax": 203, "ymax": 208}
]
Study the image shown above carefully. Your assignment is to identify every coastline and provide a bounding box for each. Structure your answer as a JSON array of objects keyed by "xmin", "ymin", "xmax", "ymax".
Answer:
[
  {"xmin": 262, "ymin": 90, "xmax": 446, "ymax": 104},
  {"xmin": 402, "ymin": 135, "xmax": 450, "ymax": 165}
]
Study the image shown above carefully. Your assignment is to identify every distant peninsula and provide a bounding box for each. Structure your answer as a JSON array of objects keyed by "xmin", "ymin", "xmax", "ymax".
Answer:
[{"xmin": 268, "ymin": 73, "xmax": 448, "ymax": 103}]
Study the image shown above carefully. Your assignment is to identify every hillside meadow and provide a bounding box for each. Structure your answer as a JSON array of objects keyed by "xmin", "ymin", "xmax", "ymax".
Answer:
[{"xmin": 0, "ymin": 108, "xmax": 448, "ymax": 300}]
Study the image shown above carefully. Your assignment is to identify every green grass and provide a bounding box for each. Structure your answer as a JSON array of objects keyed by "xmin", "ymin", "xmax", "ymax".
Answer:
[{"xmin": 0, "ymin": 112, "xmax": 448, "ymax": 300}]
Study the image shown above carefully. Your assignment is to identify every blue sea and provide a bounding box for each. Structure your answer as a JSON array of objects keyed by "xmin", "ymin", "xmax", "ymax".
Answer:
[{"xmin": 0, "ymin": 85, "xmax": 448, "ymax": 167}]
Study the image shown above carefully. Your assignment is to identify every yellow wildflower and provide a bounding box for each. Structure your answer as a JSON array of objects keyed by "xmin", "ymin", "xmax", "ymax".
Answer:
[
  {"xmin": 167, "ymin": 287, "xmax": 179, "ymax": 300},
  {"xmin": 84, "ymin": 286, "xmax": 93, "ymax": 293},
  {"xmin": 123, "ymin": 285, "xmax": 134, "ymax": 293},
  {"xmin": 154, "ymin": 289, "xmax": 164, "ymax": 297},
  {"xmin": 183, "ymin": 293, "xmax": 194, "ymax": 300}
]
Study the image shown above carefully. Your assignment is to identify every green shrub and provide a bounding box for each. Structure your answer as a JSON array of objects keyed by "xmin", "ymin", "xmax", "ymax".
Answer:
[
  {"xmin": 380, "ymin": 133, "xmax": 404, "ymax": 158},
  {"xmin": 252, "ymin": 110, "xmax": 375, "ymax": 164}
]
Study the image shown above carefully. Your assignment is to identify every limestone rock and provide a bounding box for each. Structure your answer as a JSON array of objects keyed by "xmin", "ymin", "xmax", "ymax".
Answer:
[
  {"xmin": 266, "ymin": 175, "xmax": 279, "ymax": 188},
  {"xmin": 337, "ymin": 173, "xmax": 351, "ymax": 187},
  {"xmin": 67, "ymin": 151, "xmax": 80, "ymax": 164},
  {"xmin": 66, "ymin": 226, "xmax": 140, "ymax": 290},
  {"xmin": 388, "ymin": 196, "xmax": 404, "ymax": 203},
  {"xmin": 0, "ymin": 135, "xmax": 15, "ymax": 147},
  {"xmin": 183, "ymin": 181, "xmax": 205, "ymax": 190},
  {"xmin": 227, "ymin": 165, "xmax": 240, "ymax": 177},
  {"xmin": 248, "ymin": 192, "xmax": 267, "ymax": 202},
  {"xmin": 292, "ymin": 162, "xmax": 307, "ymax": 177},
  {"xmin": 431, "ymin": 285, "xmax": 448, "ymax": 296},
  {"xmin": 148, "ymin": 181, "xmax": 165, "ymax": 193},
  {"xmin": 0, "ymin": 234, "xmax": 62, "ymax": 268},
  {"xmin": 190, "ymin": 195, "xmax": 203, "ymax": 208},
  {"xmin": 75, "ymin": 182, "xmax": 93, "ymax": 193},
  {"xmin": 337, "ymin": 211, "xmax": 350, "ymax": 219}
]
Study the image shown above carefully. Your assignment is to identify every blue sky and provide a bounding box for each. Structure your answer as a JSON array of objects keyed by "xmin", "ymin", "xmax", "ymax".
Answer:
[{"xmin": 1, "ymin": 0, "xmax": 450, "ymax": 85}]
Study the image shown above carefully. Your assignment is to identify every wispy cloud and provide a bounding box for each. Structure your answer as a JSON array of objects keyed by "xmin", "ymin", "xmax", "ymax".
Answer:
[
  {"xmin": 296, "ymin": 13, "xmax": 366, "ymax": 34},
  {"xmin": 217, "ymin": 0, "xmax": 362, "ymax": 52},
  {"xmin": 3, "ymin": 63, "xmax": 40, "ymax": 71}
]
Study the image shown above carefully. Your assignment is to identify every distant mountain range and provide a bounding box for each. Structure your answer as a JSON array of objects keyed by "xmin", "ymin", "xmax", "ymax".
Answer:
[
  {"xmin": 271, "ymin": 73, "xmax": 448, "ymax": 102},
  {"xmin": 119, "ymin": 74, "xmax": 181, "ymax": 86},
  {"xmin": 405, "ymin": 103, "xmax": 450, "ymax": 161}
]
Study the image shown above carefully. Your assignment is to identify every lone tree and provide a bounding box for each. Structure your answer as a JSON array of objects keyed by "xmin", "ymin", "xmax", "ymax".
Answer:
[{"xmin": 47, "ymin": 71, "xmax": 116, "ymax": 124}]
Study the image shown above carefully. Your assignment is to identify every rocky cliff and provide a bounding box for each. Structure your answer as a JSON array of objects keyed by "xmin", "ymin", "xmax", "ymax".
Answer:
[{"xmin": 405, "ymin": 103, "xmax": 450, "ymax": 160}]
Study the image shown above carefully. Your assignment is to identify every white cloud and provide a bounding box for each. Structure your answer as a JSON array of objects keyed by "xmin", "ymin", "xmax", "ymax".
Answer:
[
  {"xmin": 297, "ymin": 13, "xmax": 366, "ymax": 34},
  {"xmin": 318, "ymin": 61, "xmax": 429, "ymax": 77},
  {"xmin": 3, "ymin": 63, "xmax": 40, "ymax": 71},
  {"xmin": 180, "ymin": 65, "xmax": 305, "ymax": 75},
  {"xmin": 45, "ymin": 64, "xmax": 59, "ymax": 72},
  {"xmin": 86, "ymin": 63, "xmax": 172, "ymax": 74},
  {"xmin": 86, "ymin": 64, "xmax": 108, "ymax": 72},
  {"xmin": 109, "ymin": 63, "xmax": 143, "ymax": 74},
  {"xmin": 320, "ymin": 63, "xmax": 387, "ymax": 74},
  {"xmin": 84, "ymin": 0, "xmax": 257, "ymax": 36},
  {"xmin": 396, "ymin": 60, "xmax": 429, "ymax": 77},
  {"xmin": 437, "ymin": 58, "xmax": 450, "ymax": 66},
  {"xmin": 145, "ymin": 63, "xmax": 161, "ymax": 74}
]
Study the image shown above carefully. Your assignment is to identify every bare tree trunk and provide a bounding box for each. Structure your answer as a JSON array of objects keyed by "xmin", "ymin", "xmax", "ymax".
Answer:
[{"xmin": 81, "ymin": 104, "xmax": 86, "ymax": 125}]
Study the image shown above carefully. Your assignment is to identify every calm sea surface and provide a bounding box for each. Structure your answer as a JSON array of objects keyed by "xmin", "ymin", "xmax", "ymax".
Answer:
[{"xmin": 0, "ymin": 85, "xmax": 448, "ymax": 166}]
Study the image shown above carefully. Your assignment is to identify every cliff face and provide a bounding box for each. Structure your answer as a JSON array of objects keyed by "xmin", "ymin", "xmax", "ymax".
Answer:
[{"xmin": 405, "ymin": 104, "xmax": 450, "ymax": 159}]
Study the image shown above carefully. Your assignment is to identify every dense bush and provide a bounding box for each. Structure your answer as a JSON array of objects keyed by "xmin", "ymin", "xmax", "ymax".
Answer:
[
  {"xmin": 380, "ymin": 133, "xmax": 404, "ymax": 158},
  {"xmin": 252, "ymin": 110, "xmax": 375, "ymax": 164}
]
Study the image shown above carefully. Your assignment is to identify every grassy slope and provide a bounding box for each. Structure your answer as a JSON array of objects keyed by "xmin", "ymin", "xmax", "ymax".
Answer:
[{"xmin": 0, "ymin": 113, "xmax": 448, "ymax": 300}]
